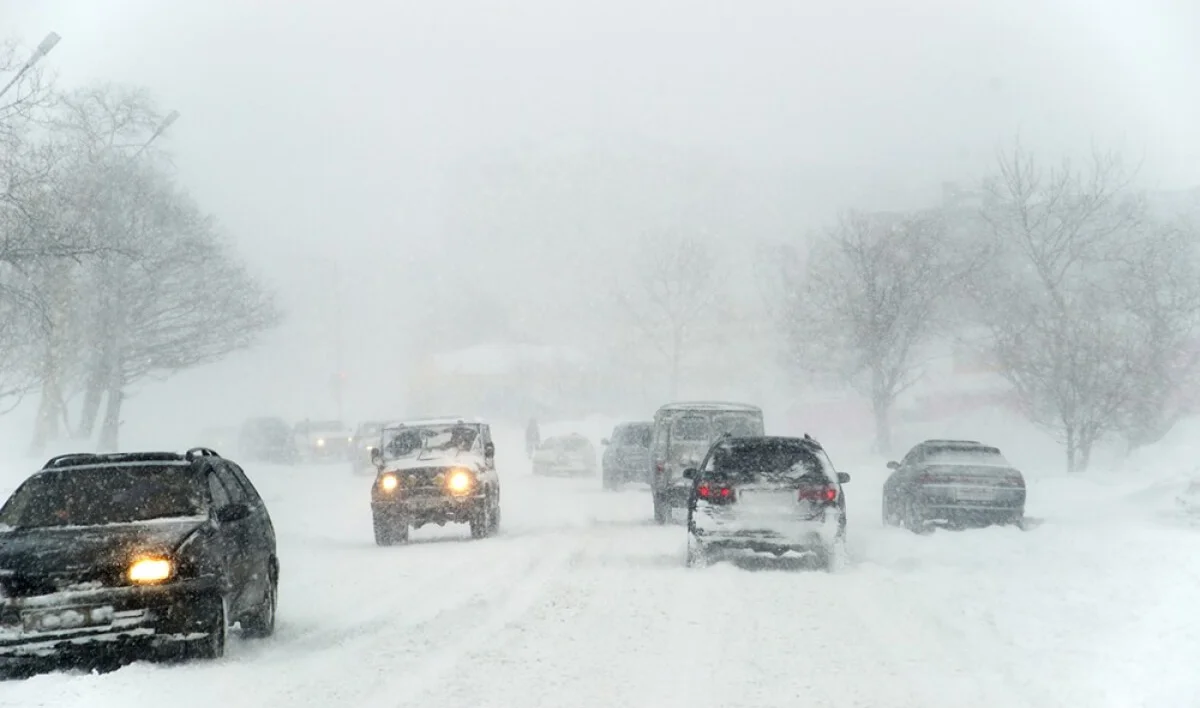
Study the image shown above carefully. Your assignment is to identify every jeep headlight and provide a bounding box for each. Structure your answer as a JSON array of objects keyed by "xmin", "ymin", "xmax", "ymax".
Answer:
[
  {"xmin": 379, "ymin": 474, "xmax": 399, "ymax": 492},
  {"xmin": 128, "ymin": 557, "xmax": 173, "ymax": 584},
  {"xmin": 446, "ymin": 469, "xmax": 473, "ymax": 494}
]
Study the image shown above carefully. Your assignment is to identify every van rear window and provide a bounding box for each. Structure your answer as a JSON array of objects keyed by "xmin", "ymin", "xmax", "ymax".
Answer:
[{"xmin": 671, "ymin": 416, "xmax": 710, "ymax": 441}]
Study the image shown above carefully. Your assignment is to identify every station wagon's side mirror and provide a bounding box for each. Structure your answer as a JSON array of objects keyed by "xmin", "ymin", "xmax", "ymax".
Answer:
[
  {"xmin": 886, "ymin": 461, "xmax": 900, "ymax": 470},
  {"xmin": 682, "ymin": 468, "xmax": 698, "ymax": 480},
  {"xmin": 484, "ymin": 442, "xmax": 495, "ymax": 458},
  {"xmin": 601, "ymin": 438, "xmax": 610, "ymax": 446},
  {"xmin": 215, "ymin": 503, "xmax": 251, "ymax": 524},
  {"xmin": 838, "ymin": 472, "xmax": 851, "ymax": 484},
  {"xmin": 369, "ymin": 447, "xmax": 382, "ymax": 465}
]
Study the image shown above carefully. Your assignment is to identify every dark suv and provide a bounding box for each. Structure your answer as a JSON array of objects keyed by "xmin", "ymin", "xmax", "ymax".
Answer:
[
  {"xmin": 683, "ymin": 435, "xmax": 849, "ymax": 570},
  {"xmin": 0, "ymin": 448, "xmax": 278, "ymax": 673}
]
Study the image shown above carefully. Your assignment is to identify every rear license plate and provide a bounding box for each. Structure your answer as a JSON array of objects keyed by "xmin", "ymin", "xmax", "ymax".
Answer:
[
  {"xmin": 737, "ymin": 489, "xmax": 796, "ymax": 511},
  {"xmin": 955, "ymin": 487, "xmax": 997, "ymax": 502},
  {"xmin": 22, "ymin": 606, "xmax": 114, "ymax": 633}
]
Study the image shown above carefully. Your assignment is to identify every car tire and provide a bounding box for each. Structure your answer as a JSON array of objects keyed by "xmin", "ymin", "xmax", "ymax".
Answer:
[
  {"xmin": 904, "ymin": 499, "xmax": 931, "ymax": 535},
  {"xmin": 241, "ymin": 566, "xmax": 277, "ymax": 639},
  {"xmin": 882, "ymin": 496, "xmax": 901, "ymax": 527},
  {"xmin": 373, "ymin": 512, "xmax": 408, "ymax": 546},
  {"xmin": 186, "ymin": 594, "xmax": 227, "ymax": 661},
  {"xmin": 470, "ymin": 501, "xmax": 491, "ymax": 539}
]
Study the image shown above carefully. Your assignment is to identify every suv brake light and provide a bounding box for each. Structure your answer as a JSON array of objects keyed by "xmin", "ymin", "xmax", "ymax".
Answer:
[
  {"xmin": 798, "ymin": 485, "xmax": 838, "ymax": 503},
  {"xmin": 697, "ymin": 483, "xmax": 734, "ymax": 501}
]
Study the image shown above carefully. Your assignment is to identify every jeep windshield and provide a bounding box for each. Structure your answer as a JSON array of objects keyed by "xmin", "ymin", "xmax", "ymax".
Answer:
[
  {"xmin": 381, "ymin": 424, "xmax": 479, "ymax": 460},
  {"xmin": 0, "ymin": 467, "xmax": 206, "ymax": 529}
]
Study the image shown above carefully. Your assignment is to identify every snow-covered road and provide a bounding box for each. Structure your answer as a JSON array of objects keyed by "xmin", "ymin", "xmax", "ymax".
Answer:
[{"xmin": 2, "ymin": 438, "xmax": 1199, "ymax": 708}]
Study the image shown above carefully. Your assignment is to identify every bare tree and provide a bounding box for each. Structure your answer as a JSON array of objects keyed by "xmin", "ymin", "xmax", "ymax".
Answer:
[
  {"xmin": 779, "ymin": 210, "xmax": 970, "ymax": 453},
  {"xmin": 1111, "ymin": 220, "xmax": 1200, "ymax": 453},
  {"xmin": 81, "ymin": 165, "xmax": 281, "ymax": 451},
  {"xmin": 970, "ymin": 145, "xmax": 1152, "ymax": 472},
  {"xmin": 611, "ymin": 232, "xmax": 723, "ymax": 399}
]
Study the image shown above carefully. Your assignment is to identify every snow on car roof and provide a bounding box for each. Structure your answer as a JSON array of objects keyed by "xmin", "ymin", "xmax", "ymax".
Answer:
[
  {"xmin": 382, "ymin": 416, "xmax": 487, "ymax": 429},
  {"xmin": 656, "ymin": 401, "xmax": 762, "ymax": 413},
  {"xmin": 384, "ymin": 453, "xmax": 487, "ymax": 472}
]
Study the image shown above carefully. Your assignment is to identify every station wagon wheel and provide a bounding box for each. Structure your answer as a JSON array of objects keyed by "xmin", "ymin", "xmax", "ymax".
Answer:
[{"xmin": 242, "ymin": 564, "xmax": 277, "ymax": 638}]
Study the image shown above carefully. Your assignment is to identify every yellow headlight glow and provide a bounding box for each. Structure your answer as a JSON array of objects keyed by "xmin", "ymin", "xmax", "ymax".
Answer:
[
  {"xmin": 316, "ymin": 438, "xmax": 326, "ymax": 447},
  {"xmin": 380, "ymin": 474, "xmax": 399, "ymax": 492},
  {"xmin": 128, "ymin": 557, "xmax": 173, "ymax": 584},
  {"xmin": 446, "ymin": 469, "xmax": 473, "ymax": 493}
]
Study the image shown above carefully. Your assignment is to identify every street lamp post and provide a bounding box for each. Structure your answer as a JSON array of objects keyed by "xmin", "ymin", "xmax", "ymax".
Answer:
[
  {"xmin": 0, "ymin": 32, "xmax": 61, "ymax": 101},
  {"xmin": 133, "ymin": 110, "xmax": 180, "ymax": 157}
]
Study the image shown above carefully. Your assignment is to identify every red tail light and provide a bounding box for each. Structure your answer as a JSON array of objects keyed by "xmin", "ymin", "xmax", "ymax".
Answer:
[
  {"xmin": 698, "ymin": 483, "xmax": 734, "ymax": 500},
  {"xmin": 798, "ymin": 485, "xmax": 838, "ymax": 503}
]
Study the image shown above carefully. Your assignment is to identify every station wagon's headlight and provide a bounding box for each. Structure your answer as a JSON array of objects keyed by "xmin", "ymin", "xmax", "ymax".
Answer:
[
  {"xmin": 128, "ymin": 557, "xmax": 173, "ymax": 584},
  {"xmin": 446, "ymin": 469, "xmax": 473, "ymax": 494}
]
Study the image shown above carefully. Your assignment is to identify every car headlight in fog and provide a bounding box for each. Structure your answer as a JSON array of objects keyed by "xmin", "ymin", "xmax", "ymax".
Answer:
[
  {"xmin": 380, "ymin": 474, "xmax": 399, "ymax": 492},
  {"xmin": 128, "ymin": 557, "xmax": 173, "ymax": 584},
  {"xmin": 446, "ymin": 469, "xmax": 473, "ymax": 494},
  {"xmin": 316, "ymin": 438, "xmax": 326, "ymax": 447}
]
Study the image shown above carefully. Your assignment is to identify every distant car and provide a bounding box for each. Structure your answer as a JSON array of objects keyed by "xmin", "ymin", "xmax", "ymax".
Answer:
[
  {"xmin": 0, "ymin": 448, "xmax": 278, "ymax": 672},
  {"xmin": 684, "ymin": 434, "xmax": 849, "ymax": 570},
  {"xmin": 237, "ymin": 417, "xmax": 297, "ymax": 464},
  {"xmin": 369, "ymin": 418, "xmax": 501, "ymax": 545},
  {"xmin": 349, "ymin": 421, "xmax": 385, "ymax": 475},
  {"xmin": 650, "ymin": 402, "xmax": 765, "ymax": 524},
  {"xmin": 600, "ymin": 422, "xmax": 652, "ymax": 490},
  {"xmin": 531, "ymin": 434, "xmax": 598, "ymax": 477},
  {"xmin": 882, "ymin": 439, "xmax": 1026, "ymax": 532},
  {"xmin": 294, "ymin": 420, "xmax": 353, "ymax": 462}
]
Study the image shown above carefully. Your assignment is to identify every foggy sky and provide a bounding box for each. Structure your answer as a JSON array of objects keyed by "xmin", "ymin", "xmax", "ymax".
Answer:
[{"xmin": 1, "ymin": 0, "xmax": 1197, "ymax": 443}]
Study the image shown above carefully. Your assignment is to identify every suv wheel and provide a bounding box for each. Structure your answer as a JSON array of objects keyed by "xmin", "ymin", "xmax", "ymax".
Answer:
[
  {"xmin": 469, "ymin": 501, "xmax": 492, "ymax": 539},
  {"xmin": 373, "ymin": 512, "xmax": 409, "ymax": 546}
]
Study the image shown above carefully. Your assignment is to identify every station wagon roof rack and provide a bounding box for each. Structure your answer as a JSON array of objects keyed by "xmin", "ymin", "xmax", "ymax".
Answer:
[
  {"xmin": 185, "ymin": 447, "xmax": 221, "ymax": 461},
  {"xmin": 42, "ymin": 451, "xmax": 191, "ymax": 469}
]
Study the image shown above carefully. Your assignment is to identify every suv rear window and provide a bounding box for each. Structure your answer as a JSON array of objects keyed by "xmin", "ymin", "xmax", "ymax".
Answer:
[
  {"xmin": 0, "ymin": 466, "xmax": 206, "ymax": 528},
  {"xmin": 706, "ymin": 440, "xmax": 828, "ymax": 483},
  {"xmin": 617, "ymin": 426, "xmax": 651, "ymax": 447},
  {"xmin": 672, "ymin": 415, "xmax": 710, "ymax": 441}
]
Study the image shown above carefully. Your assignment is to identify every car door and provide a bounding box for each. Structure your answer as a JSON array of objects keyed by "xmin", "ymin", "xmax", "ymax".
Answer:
[
  {"xmin": 222, "ymin": 461, "xmax": 275, "ymax": 598},
  {"xmin": 209, "ymin": 465, "xmax": 258, "ymax": 614},
  {"xmin": 204, "ymin": 467, "xmax": 247, "ymax": 602}
]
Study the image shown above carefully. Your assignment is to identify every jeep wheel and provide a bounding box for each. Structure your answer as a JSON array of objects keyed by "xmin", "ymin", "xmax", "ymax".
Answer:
[
  {"xmin": 373, "ymin": 512, "xmax": 409, "ymax": 546},
  {"xmin": 470, "ymin": 501, "xmax": 492, "ymax": 539},
  {"xmin": 487, "ymin": 495, "xmax": 501, "ymax": 534}
]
